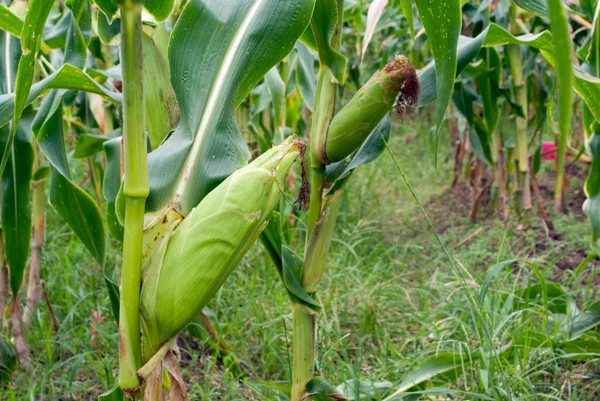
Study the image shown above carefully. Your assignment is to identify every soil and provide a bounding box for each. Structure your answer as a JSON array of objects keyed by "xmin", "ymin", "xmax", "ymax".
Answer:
[{"xmin": 423, "ymin": 161, "xmax": 599, "ymax": 285}]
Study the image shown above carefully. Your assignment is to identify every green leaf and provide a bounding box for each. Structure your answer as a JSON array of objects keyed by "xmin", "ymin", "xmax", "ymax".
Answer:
[
  {"xmin": 144, "ymin": 0, "xmax": 315, "ymax": 223},
  {"xmin": 383, "ymin": 352, "xmax": 476, "ymax": 398},
  {"xmin": 418, "ymin": 24, "xmax": 600, "ymax": 124},
  {"xmin": 512, "ymin": 0, "xmax": 549, "ymax": 18},
  {"xmin": 476, "ymin": 48, "xmax": 502, "ymax": 135},
  {"xmin": 97, "ymin": 11, "xmax": 120, "ymax": 46},
  {"xmin": 0, "ymin": 335, "xmax": 17, "ymax": 382},
  {"xmin": 142, "ymin": 28, "xmax": 175, "ymax": 150},
  {"xmin": 548, "ymin": 0, "xmax": 574, "ymax": 207},
  {"xmin": 74, "ymin": 129, "xmax": 121, "ymax": 159},
  {"xmin": 144, "ymin": 0, "xmax": 175, "ymax": 22},
  {"xmin": 260, "ymin": 213, "xmax": 321, "ymax": 310},
  {"xmin": 0, "ymin": 0, "xmax": 54, "ymax": 177},
  {"xmin": 452, "ymin": 80, "xmax": 493, "ymax": 165},
  {"xmin": 584, "ymin": 131, "xmax": 600, "ymax": 252},
  {"xmin": 265, "ymin": 67, "xmax": 285, "ymax": 133},
  {"xmin": 32, "ymin": 165, "xmax": 50, "ymax": 182},
  {"xmin": 33, "ymin": 93, "xmax": 107, "ymax": 266},
  {"xmin": 295, "ymin": 42, "xmax": 317, "ymax": 110},
  {"xmin": 103, "ymin": 137, "xmax": 124, "ymax": 241},
  {"xmin": 305, "ymin": 377, "xmax": 348, "ymax": 400},
  {"xmin": 0, "ymin": 4, "xmax": 23, "ymax": 38},
  {"xmin": 326, "ymin": 115, "xmax": 391, "ymax": 193},
  {"xmin": 92, "ymin": 0, "xmax": 118, "ymax": 21},
  {"xmin": 414, "ymin": 0, "xmax": 461, "ymax": 150},
  {"xmin": 0, "ymin": 63, "xmax": 122, "ymax": 129},
  {"xmin": 304, "ymin": 0, "xmax": 346, "ymax": 83},
  {"xmin": 400, "ymin": 0, "xmax": 415, "ymax": 38},
  {"xmin": 98, "ymin": 384, "xmax": 124, "ymax": 401},
  {"xmin": 2, "ymin": 113, "xmax": 34, "ymax": 296},
  {"xmin": 104, "ymin": 275, "xmax": 120, "ymax": 324}
]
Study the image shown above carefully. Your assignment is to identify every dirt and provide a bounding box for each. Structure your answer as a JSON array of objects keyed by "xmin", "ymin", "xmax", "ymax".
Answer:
[{"xmin": 422, "ymin": 161, "xmax": 599, "ymax": 285}]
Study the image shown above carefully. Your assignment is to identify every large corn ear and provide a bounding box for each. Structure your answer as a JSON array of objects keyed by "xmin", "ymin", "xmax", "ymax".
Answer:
[{"xmin": 140, "ymin": 138, "xmax": 304, "ymax": 359}]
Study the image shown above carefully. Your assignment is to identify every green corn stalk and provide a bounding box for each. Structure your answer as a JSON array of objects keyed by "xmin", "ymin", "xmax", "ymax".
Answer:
[
  {"xmin": 292, "ymin": 20, "xmax": 419, "ymax": 399},
  {"xmin": 118, "ymin": 0, "xmax": 148, "ymax": 391}
]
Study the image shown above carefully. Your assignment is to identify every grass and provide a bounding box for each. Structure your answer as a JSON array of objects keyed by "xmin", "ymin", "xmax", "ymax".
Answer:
[{"xmin": 3, "ymin": 123, "xmax": 600, "ymax": 400}]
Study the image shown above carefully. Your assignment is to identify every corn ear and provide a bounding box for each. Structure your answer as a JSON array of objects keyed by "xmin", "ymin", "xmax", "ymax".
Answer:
[
  {"xmin": 140, "ymin": 138, "xmax": 304, "ymax": 359},
  {"xmin": 325, "ymin": 56, "xmax": 419, "ymax": 163}
]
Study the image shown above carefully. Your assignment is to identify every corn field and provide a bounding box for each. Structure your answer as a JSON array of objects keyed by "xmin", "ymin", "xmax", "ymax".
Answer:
[{"xmin": 1, "ymin": 0, "xmax": 600, "ymax": 399}]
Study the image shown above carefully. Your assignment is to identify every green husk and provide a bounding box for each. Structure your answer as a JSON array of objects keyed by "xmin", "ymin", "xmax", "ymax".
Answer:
[
  {"xmin": 325, "ymin": 56, "xmax": 419, "ymax": 163},
  {"xmin": 140, "ymin": 138, "xmax": 304, "ymax": 360}
]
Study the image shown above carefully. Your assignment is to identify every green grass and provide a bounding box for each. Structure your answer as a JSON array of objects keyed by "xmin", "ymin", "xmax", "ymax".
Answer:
[{"xmin": 3, "ymin": 124, "xmax": 599, "ymax": 400}]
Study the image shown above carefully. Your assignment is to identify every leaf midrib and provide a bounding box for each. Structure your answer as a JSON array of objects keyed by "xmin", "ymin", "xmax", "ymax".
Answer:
[{"xmin": 172, "ymin": 0, "xmax": 266, "ymax": 207}]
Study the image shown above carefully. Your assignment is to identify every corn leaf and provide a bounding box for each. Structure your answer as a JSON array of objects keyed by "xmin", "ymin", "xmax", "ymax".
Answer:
[
  {"xmin": 0, "ymin": 23, "xmax": 31, "ymax": 297},
  {"xmin": 547, "ymin": 0, "xmax": 573, "ymax": 209},
  {"xmin": 0, "ymin": 335, "xmax": 17, "ymax": 382},
  {"xmin": 400, "ymin": 0, "xmax": 415, "ymax": 38},
  {"xmin": 512, "ymin": 0, "xmax": 549, "ymax": 18},
  {"xmin": 29, "ymin": 17, "xmax": 107, "ymax": 266},
  {"xmin": 418, "ymin": 24, "xmax": 600, "ymax": 123},
  {"xmin": 261, "ymin": 214, "xmax": 321, "ymax": 310},
  {"xmin": 584, "ymin": 130, "xmax": 600, "ymax": 252},
  {"xmin": 295, "ymin": 42, "xmax": 318, "ymax": 111},
  {"xmin": 0, "ymin": 4, "xmax": 23, "ymax": 38},
  {"xmin": 1, "ymin": 113, "xmax": 33, "ymax": 296},
  {"xmin": 305, "ymin": 377, "xmax": 348, "ymax": 400},
  {"xmin": 142, "ymin": 29, "xmax": 175, "ymax": 150},
  {"xmin": 91, "ymin": 0, "xmax": 118, "ymax": 21},
  {"xmin": 414, "ymin": 0, "xmax": 461, "ymax": 151},
  {"xmin": 33, "ymin": 92, "xmax": 107, "ymax": 266},
  {"xmin": 326, "ymin": 115, "xmax": 391, "ymax": 193},
  {"xmin": 74, "ymin": 129, "xmax": 121, "ymax": 159},
  {"xmin": 0, "ymin": 0, "xmax": 54, "ymax": 178},
  {"xmin": 97, "ymin": 11, "xmax": 120, "ymax": 46},
  {"xmin": 144, "ymin": 0, "xmax": 175, "ymax": 23},
  {"xmin": 103, "ymin": 137, "xmax": 124, "ymax": 241},
  {"xmin": 301, "ymin": 0, "xmax": 347, "ymax": 83},
  {"xmin": 265, "ymin": 67, "xmax": 285, "ymax": 134},
  {"xmin": 0, "ymin": 64, "xmax": 122, "ymax": 129},
  {"xmin": 144, "ymin": 0, "xmax": 315, "ymax": 223}
]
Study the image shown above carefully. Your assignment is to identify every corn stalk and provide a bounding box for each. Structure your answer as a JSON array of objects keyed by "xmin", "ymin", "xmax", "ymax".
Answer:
[
  {"xmin": 507, "ymin": 5, "xmax": 532, "ymax": 212},
  {"xmin": 117, "ymin": 0, "xmax": 148, "ymax": 391}
]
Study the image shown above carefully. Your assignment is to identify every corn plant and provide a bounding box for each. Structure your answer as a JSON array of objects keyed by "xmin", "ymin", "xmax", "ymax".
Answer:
[{"xmin": 1, "ymin": 0, "xmax": 314, "ymax": 399}]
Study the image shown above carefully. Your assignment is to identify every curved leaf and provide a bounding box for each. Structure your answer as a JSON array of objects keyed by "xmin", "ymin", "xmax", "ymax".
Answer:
[
  {"xmin": 513, "ymin": 0, "xmax": 549, "ymax": 18},
  {"xmin": 418, "ymin": 24, "xmax": 600, "ymax": 123},
  {"xmin": 361, "ymin": 0, "xmax": 389, "ymax": 62},
  {"xmin": 103, "ymin": 137, "xmax": 124, "ymax": 241},
  {"xmin": 92, "ymin": 0, "xmax": 118, "ymax": 21},
  {"xmin": 415, "ymin": 0, "xmax": 461, "ymax": 150},
  {"xmin": 142, "ymin": 29, "xmax": 175, "ymax": 150},
  {"xmin": 144, "ymin": 0, "xmax": 315, "ymax": 223},
  {"xmin": 0, "ymin": 63, "xmax": 122, "ymax": 128},
  {"xmin": 144, "ymin": 0, "xmax": 175, "ymax": 22},
  {"xmin": 548, "ymin": 0, "xmax": 574, "ymax": 208},
  {"xmin": 0, "ymin": 0, "xmax": 54, "ymax": 178},
  {"xmin": 0, "ymin": 4, "xmax": 23, "ymax": 38},
  {"xmin": 1, "ymin": 113, "xmax": 33, "ymax": 296},
  {"xmin": 303, "ymin": 0, "xmax": 346, "ymax": 83},
  {"xmin": 33, "ymin": 93, "xmax": 107, "ymax": 265},
  {"xmin": 326, "ymin": 115, "xmax": 391, "ymax": 193}
]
